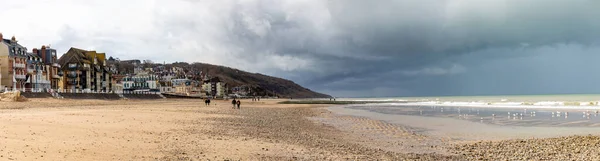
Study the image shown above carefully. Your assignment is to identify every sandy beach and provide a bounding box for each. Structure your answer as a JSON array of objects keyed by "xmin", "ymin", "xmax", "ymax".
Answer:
[
  {"xmin": 0, "ymin": 99, "xmax": 454, "ymax": 160},
  {"xmin": 1, "ymin": 98, "xmax": 600, "ymax": 160}
]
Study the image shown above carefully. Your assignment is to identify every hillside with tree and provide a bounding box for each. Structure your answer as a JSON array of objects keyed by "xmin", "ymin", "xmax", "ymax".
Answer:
[{"xmin": 107, "ymin": 57, "xmax": 330, "ymax": 98}]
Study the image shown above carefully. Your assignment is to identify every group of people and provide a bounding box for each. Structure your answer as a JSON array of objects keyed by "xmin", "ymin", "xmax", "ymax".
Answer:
[
  {"xmin": 231, "ymin": 99, "xmax": 241, "ymax": 109},
  {"xmin": 202, "ymin": 98, "xmax": 248, "ymax": 109},
  {"xmin": 251, "ymin": 97, "xmax": 261, "ymax": 101}
]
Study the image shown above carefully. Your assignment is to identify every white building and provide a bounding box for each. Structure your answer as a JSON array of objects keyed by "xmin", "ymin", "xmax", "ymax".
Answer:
[{"xmin": 122, "ymin": 71, "xmax": 160, "ymax": 92}]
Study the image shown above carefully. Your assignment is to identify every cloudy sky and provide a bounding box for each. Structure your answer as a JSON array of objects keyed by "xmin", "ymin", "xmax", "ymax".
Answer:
[{"xmin": 2, "ymin": 0, "xmax": 600, "ymax": 97}]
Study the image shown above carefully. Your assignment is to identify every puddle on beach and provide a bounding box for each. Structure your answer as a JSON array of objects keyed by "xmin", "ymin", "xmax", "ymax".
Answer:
[{"xmin": 345, "ymin": 105, "xmax": 600, "ymax": 127}]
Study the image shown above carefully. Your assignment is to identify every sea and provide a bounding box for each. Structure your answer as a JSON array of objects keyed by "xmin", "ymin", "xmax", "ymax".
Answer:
[{"xmin": 332, "ymin": 94, "xmax": 600, "ymax": 127}]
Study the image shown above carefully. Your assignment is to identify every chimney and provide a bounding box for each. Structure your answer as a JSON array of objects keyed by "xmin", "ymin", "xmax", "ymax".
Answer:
[{"xmin": 41, "ymin": 47, "xmax": 47, "ymax": 62}]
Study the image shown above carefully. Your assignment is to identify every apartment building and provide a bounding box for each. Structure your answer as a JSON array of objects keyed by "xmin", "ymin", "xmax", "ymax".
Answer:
[
  {"xmin": 202, "ymin": 77, "xmax": 227, "ymax": 98},
  {"xmin": 24, "ymin": 52, "xmax": 50, "ymax": 91},
  {"xmin": 33, "ymin": 45, "xmax": 62, "ymax": 90},
  {"xmin": 57, "ymin": 47, "xmax": 113, "ymax": 92},
  {"xmin": 0, "ymin": 34, "xmax": 28, "ymax": 91},
  {"xmin": 122, "ymin": 71, "xmax": 160, "ymax": 92}
]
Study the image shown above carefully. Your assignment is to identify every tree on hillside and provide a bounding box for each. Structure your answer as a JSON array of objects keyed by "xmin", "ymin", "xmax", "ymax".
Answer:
[
  {"xmin": 141, "ymin": 60, "xmax": 154, "ymax": 68},
  {"xmin": 117, "ymin": 61, "xmax": 135, "ymax": 74}
]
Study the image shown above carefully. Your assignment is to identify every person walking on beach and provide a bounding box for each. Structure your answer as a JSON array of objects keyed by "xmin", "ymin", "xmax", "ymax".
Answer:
[
  {"xmin": 236, "ymin": 100, "xmax": 241, "ymax": 109},
  {"xmin": 232, "ymin": 98, "xmax": 237, "ymax": 109}
]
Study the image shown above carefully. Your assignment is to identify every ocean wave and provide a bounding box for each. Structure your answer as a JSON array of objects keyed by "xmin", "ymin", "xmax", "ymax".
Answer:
[{"xmin": 380, "ymin": 101, "xmax": 600, "ymax": 110}]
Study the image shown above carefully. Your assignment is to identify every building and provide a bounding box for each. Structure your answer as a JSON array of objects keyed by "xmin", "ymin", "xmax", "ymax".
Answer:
[
  {"xmin": 0, "ymin": 34, "xmax": 28, "ymax": 91},
  {"xmin": 202, "ymin": 77, "xmax": 227, "ymax": 98},
  {"xmin": 159, "ymin": 81, "xmax": 175, "ymax": 93},
  {"xmin": 169, "ymin": 78, "xmax": 201, "ymax": 95},
  {"xmin": 159, "ymin": 86, "xmax": 175, "ymax": 93},
  {"xmin": 57, "ymin": 47, "xmax": 113, "ymax": 92},
  {"xmin": 171, "ymin": 78, "xmax": 192, "ymax": 94},
  {"xmin": 32, "ymin": 45, "xmax": 62, "ymax": 90},
  {"xmin": 122, "ymin": 71, "xmax": 160, "ymax": 92},
  {"xmin": 24, "ymin": 52, "xmax": 50, "ymax": 92},
  {"xmin": 231, "ymin": 85, "xmax": 250, "ymax": 96},
  {"xmin": 112, "ymin": 83, "xmax": 124, "ymax": 94}
]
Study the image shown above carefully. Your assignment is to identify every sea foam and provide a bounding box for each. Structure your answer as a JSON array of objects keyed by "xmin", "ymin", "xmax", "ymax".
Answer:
[{"xmin": 380, "ymin": 101, "xmax": 600, "ymax": 110}]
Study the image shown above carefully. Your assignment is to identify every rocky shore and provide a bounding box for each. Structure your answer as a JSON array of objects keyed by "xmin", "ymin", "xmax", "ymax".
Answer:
[{"xmin": 452, "ymin": 135, "xmax": 600, "ymax": 160}]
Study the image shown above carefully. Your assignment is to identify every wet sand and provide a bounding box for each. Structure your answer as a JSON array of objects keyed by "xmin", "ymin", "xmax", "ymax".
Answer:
[
  {"xmin": 346, "ymin": 104, "xmax": 600, "ymax": 126},
  {"xmin": 328, "ymin": 106, "xmax": 600, "ymax": 142},
  {"xmin": 329, "ymin": 105, "xmax": 600, "ymax": 160}
]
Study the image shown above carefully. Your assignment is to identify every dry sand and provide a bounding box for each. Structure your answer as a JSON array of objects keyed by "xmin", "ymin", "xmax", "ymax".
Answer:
[
  {"xmin": 3, "ymin": 98, "xmax": 597, "ymax": 160},
  {"xmin": 0, "ymin": 99, "xmax": 458, "ymax": 161}
]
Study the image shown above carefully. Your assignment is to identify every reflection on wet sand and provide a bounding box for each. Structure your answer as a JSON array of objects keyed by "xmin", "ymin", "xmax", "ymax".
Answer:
[{"xmin": 348, "ymin": 105, "xmax": 600, "ymax": 127}]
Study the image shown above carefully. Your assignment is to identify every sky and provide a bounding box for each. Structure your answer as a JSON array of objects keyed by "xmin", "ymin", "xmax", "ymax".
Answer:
[{"xmin": 2, "ymin": 0, "xmax": 600, "ymax": 97}]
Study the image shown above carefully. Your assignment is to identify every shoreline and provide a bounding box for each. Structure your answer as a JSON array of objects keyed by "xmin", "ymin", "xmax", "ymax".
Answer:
[
  {"xmin": 0, "ymin": 98, "xmax": 459, "ymax": 160},
  {"xmin": 377, "ymin": 102, "xmax": 600, "ymax": 110},
  {"xmin": 327, "ymin": 106, "xmax": 600, "ymax": 141},
  {"xmin": 326, "ymin": 105, "xmax": 600, "ymax": 160},
  {"xmin": 2, "ymin": 98, "xmax": 600, "ymax": 160}
]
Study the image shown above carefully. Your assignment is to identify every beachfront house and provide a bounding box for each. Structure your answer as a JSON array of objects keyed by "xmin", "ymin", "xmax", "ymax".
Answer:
[
  {"xmin": 202, "ymin": 77, "xmax": 227, "ymax": 98},
  {"xmin": 231, "ymin": 85, "xmax": 250, "ymax": 96},
  {"xmin": 0, "ymin": 34, "xmax": 29, "ymax": 91},
  {"xmin": 159, "ymin": 81, "xmax": 175, "ymax": 93},
  {"xmin": 32, "ymin": 45, "xmax": 63, "ymax": 91},
  {"xmin": 121, "ymin": 71, "xmax": 160, "ymax": 93},
  {"xmin": 24, "ymin": 52, "xmax": 50, "ymax": 92},
  {"xmin": 57, "ymin": 47, "xmax": 114, "ymax": 93},
  {"xmin": 171, "ymin": 78, "xmax": 195, "ymax": 95}
]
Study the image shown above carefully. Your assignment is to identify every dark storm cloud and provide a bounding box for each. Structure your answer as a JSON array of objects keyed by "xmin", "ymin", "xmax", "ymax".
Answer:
[
  {"xmin": 213, "ymin": 0, "xmax": 600, "ymax": 97},
  {"xmin": 5, "ymin": 0, "xmax": 600, "ymax": 97}
]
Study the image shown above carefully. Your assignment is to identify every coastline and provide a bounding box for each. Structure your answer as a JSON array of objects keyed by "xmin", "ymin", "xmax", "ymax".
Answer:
[
  {"xmin": 326, "ymin": 104, "xmax": 600, "ymax": 160},
  {"xmin": 0, "ymin": 98, "xmax": 458, "ymax": 160},
  {"xmin": 3, "ymin": 98, "xmax": 600, "ymax": 160},
  {"xmin": 384, "ymin": 102, "xmax": 600, "ymax": 110},
  {"xmin": 327, "ymin": 106, "xmax": 600, "ymax": 141}
]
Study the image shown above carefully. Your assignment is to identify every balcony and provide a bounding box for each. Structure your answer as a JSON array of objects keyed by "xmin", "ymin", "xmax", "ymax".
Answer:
[
  {"xmin": 53, "ymin": 74, "xmax": 61, "ymax": 79},
  {"xmin": 67, "ymin": 81, "xmax": 78, "ymax": 85},
  {"xmin": 81, "ymin": 64, "xmax": 90, "ymax": 71},
  {"xmin": 15, "ymin": 74, "xmax": 26, "ymax": 80},
  {"xmin": 27, "ymin": 67, "xmax": 36, "ymax": 74},
  {"xmin": 67, "ymin": 73, "xmax": 77, "ymax": 78},
  {"xmin": 67, "ymin": 78, "xmax": 78, "ymax": 85},
  {"xmin": 14, "ymin": 63, "xmax": 26, "ymax": 68},
  {"xmin": 52, "ymin": 63, "xmax": 61, "ymax": 68}
]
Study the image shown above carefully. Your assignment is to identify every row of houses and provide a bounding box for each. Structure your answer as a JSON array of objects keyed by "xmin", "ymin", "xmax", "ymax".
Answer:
[
  {"xmin": 1, "ymin": 33, "xmax": 230, "ymax": 97},
  {"xmin": 118, "ymin": 65, "xmax": 228, "ymax": 97},
  {"xmin": 0, "ymin": 34, "xmax": 62, "ymax": 92}
]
